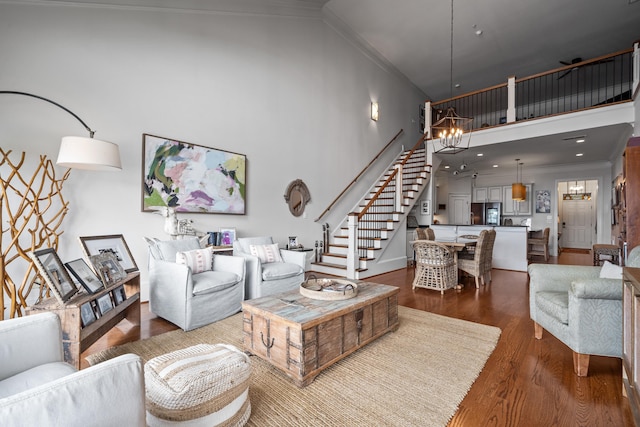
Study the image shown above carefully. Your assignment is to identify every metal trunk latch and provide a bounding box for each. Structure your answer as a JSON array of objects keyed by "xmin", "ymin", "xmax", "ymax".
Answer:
[{"xmin": 260, "ymin": 332, "xmax": 275, "ymax": 349}]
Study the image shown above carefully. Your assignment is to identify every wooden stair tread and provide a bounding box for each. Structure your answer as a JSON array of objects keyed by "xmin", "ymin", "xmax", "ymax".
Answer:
[
  {"xmin": 310, "ymin": 261, "xmax": 367, "ymax": 272},
  {"xmin": 316, "ymin": 253, "xmax": 373, "ymax": 261}
]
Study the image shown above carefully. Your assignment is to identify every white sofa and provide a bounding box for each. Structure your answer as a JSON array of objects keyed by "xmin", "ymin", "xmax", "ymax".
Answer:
[{"xmin": 0, "ymin": 312, "xmax": 146, "ymax": 426}]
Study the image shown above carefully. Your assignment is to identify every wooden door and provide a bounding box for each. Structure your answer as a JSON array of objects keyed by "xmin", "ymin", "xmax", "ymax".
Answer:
[{"xmin": 561, "ymin": 199, "xmax": 592, "ymax": 249}]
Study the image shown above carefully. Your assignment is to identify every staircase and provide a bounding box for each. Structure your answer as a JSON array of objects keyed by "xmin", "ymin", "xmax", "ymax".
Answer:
[{"xmin": 311, "ymin": 143, "xmax": 430, "ymax": 279}]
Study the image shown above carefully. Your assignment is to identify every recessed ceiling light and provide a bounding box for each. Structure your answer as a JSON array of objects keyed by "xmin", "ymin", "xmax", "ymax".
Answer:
[
  {"xmin": 576, "ymin": 153, "xmax": 584, "ymax": 157},
  {"xmin": 492, "ymin": 164, "xmax": 498, "ymax": 168},
  {"xmin": 576, "ymin": 139, "xmax": 585, "ymax": 143},
  {"xmin": 444, "ymin": 165, "xmax": 450, "ymax": 169},
  {"xmin": 477, "ymin": 153, "xmax": 483, "ymax": 157}
]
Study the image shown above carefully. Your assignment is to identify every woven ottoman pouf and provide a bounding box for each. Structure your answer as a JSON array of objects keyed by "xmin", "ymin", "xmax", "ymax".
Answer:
[{"xmin": 144, "ymin": 343, "xmax": 251, "ymax": 427}]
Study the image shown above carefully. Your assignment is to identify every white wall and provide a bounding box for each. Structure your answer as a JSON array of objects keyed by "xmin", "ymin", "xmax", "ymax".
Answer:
[{"xmin": 0, "ymin": 2, "xmax": 426, "ymax": 301}]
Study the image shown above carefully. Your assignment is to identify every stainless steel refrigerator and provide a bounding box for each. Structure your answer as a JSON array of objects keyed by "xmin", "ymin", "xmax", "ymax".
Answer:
[{"xmin": 470, "ymin": 202, "xmax": 502, "ymax": 226}]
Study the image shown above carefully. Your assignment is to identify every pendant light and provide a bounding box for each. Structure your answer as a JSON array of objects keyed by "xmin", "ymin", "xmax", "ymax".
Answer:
[
  {"xmin": 512, "ymin": 159, "xmax": 526, "ymax": 201},
  {"xmin": 430, "ymin": 0, "xmax": 472, "ymax": 154}
]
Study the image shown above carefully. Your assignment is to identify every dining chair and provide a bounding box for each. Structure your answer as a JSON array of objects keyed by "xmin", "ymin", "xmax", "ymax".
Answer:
[
  {"xmin": 412, "ymin": 240, "xmax": 457, "ymax": 294},
  {"xmin": 528, "ymin": 227, "xmax": 550, "ymax": 262},
  {"xmin": 415, "ymin": 227, "xmax": 434, "ymax": 241},
  {"xmin": 482, "ymin": 229, "xmax": 497, "ymax": 284},
  {"xmin": 457, "ymin": 230, "xmax": 490, "ymax": 288}
]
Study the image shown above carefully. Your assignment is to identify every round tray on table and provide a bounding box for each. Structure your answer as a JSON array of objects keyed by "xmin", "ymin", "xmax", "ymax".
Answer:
[{"xmin": 299, "ymin": 278, "xmax": 358, "ymax": 301}]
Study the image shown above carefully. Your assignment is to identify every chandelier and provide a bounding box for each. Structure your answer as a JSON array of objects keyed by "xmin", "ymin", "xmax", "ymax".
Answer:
[{"xmin": 430, "ymin": 0, "xmax": 472, "ymax": 155}]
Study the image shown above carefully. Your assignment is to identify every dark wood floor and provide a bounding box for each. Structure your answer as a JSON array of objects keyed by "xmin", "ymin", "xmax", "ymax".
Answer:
[{"xmin": 82, "ymin": 250, "xmax": 634, "ymax": 426}]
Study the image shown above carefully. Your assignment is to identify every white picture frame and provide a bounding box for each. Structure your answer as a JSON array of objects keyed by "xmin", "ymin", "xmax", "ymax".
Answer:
[
  {"xmin": 421, "ymin": 200, "xmax": 430, "ymax": 215},
  {"xmin": 219, "ymin": 228, "xmax": 236, "ymax": 246}
]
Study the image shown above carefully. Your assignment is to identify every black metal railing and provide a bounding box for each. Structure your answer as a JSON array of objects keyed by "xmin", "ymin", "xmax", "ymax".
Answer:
[
  {"xmin": 430, "ymin": 48, "xmax": 634, "ymax": 131},
  {"xmin": 515, "ymin": 50, "xmax": 633, "ymax": 121},
  {"xmin": 432, "ymin": 83, "xmax": 508, "ymax": 131}
]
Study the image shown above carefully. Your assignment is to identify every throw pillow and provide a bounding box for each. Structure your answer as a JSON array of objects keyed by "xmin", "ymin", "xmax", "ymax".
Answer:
[
  {"xmin": 249, "ymin": 243, "xmax": 283, "ymax": 264},
  {"xmin": 176, "ymin": 247, "xmax": 214, "ymax": 274},
  {"xmin": 599, "ymin": 260, "xmax": 623, "ymax": 280}
]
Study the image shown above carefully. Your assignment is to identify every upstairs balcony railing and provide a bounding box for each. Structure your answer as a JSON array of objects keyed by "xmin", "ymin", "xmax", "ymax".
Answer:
[{"xmin": 426, "ymin": 44, "xmax": 639, "ymax": 133}]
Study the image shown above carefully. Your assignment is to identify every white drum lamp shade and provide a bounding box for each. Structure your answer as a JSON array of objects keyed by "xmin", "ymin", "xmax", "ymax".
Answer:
[{"xmin": 57, "ymin": 136, "xmax": 122, "ymax": 171}]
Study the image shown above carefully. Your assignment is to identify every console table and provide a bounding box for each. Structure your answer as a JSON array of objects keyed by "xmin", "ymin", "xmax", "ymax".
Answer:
[
  {"xmin": 26, "ymin": 271, "xmax": 140, "ymax": 369},
  {"xmin": 209, "ymin": 245, "xmax": 233, "ymax": 255}
]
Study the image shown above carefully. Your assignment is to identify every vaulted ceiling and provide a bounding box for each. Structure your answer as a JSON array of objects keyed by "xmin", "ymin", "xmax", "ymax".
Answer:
[
  {"xmin": 34, "ymin": 0, "xmax": 640, "ymax": 173},
  {"xmin": 323, "ymin": 0, "xmax": 640, "ymax": 174},
  {"xmin": 325, "ymin": 0, "xmax": 640, "ymax": 101}
]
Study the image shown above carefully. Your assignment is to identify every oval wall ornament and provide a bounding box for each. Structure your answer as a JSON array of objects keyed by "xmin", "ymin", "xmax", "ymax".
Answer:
[{"xmin": 284, "ymin": 179, "xmax": 311, "ymax": 217}]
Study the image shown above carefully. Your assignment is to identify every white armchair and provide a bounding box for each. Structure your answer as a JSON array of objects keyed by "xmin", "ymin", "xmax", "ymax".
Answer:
[
  {"xmin": 233, "ymin": 236, "xmax": 306, "ymax": 299},
  {"xmin": 0, "ymin": 312, "xmax": 146, "ymax": 427},
  {"xmin": 146, "ymin": 237, "xmax": 246, "ymax": 331}
]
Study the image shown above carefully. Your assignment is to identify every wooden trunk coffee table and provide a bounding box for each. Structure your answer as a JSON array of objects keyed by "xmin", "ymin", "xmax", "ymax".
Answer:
[{"xmin": 241, "ymin": 282, "xmax": 399, "ymax": 387}]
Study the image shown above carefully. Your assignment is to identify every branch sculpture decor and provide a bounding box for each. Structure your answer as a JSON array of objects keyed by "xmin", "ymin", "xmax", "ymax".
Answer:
[
  {"xmin": 0, "ymin": 90, "xmax": 121, "ymax": 319},
  {"xmin": 0, "ymin": 148, "xmax": 70, "ymax": 319}
]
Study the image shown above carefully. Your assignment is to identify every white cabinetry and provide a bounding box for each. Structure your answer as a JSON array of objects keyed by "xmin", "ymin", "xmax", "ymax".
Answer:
[
  {"xmin": 473, "ymin": 186, "xmax": 502, "ymax": 203},
  {"xmin": 502, "ymin": 184, "xmax": 532, "ymax": 216}
]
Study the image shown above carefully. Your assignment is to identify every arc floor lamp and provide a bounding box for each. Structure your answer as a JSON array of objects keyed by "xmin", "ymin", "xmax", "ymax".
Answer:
[
  {"xmin": 0, "ymin": 90, "xmax": 122, "ymax": 171},
  {"xmin": 0, "ymin": 90, "xmax": 121, "ymax": 319}
]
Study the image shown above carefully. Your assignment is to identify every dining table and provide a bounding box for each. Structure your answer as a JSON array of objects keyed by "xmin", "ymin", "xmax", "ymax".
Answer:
[{"xmin": 432, "ymin": 237, "xmax": 477, "ymax": 288}]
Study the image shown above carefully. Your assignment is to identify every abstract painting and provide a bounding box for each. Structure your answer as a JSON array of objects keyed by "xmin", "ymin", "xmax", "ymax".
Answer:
[{"xmin": 142, "ymin": 134, "xmax": 246, "ymax": 214}]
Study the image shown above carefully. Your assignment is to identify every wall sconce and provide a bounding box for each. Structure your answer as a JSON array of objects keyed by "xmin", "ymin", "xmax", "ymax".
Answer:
[{"xmin": 371, "ymin": 102, "xmax": 379, "ymax": 121}]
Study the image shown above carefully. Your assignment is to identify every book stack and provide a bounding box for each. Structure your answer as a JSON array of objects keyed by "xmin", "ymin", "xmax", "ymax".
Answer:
[{"xmin": 208, "ymin": 231, "xmax": 221, "ymax": 246}]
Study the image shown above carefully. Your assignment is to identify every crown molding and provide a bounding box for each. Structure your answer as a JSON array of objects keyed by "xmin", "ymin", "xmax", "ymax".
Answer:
[
  {"xmin": 321, "ymin": 6, "xmax": 426, "ymax": 97},
  {"xmin": 1, "ymin": 0, "xmax": 330, "ymax": 18}
]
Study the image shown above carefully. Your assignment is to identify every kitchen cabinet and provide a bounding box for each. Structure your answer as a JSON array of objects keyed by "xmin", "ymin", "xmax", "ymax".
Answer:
[
  {"xmin": 473, "ymin": 186, "xmax": 502, "ymax": 203},
  {"xmin": 502, "ymin": 184, "xmax": 532, "ymax": 216}
]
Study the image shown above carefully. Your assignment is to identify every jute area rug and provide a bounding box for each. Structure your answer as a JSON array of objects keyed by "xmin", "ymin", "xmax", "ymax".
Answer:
[{"xmin": 87, "ymin": 306, "xmax": 501, "ymax": 426}]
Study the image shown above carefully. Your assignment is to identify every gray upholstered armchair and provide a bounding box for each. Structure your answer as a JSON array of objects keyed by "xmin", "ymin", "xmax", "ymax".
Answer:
[
  {"xmin": 233, "ymin": 236, "xmax": 306, "ymax": 299},
  {"xmin": 146, "ymin": 237, "xmax": 246, "ymax": 331},
  {"xmin": 0, "ymin": 312, "xmax": 146, "ymax": 427},
  {"xmin": 528, "ymin": 245, "xmax": 640, "ymax": 376}
]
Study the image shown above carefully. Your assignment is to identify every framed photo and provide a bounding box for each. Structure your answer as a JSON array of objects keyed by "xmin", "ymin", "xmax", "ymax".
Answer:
[
  {"xmin": 219, "ymin": 228, "xmax": 236, "ymax": 246},
  {"xmin": 89, "ymin": 252, "xmax": 127, "ymax": 286},
  {"xmin": 112, "ymin": 285, "xmax": 127, "ymax": 305},
  {"xmin": 65, "ymin": 258, "xmax": 105, "ymax": 294},
  {"xmin": 79, "ymin": 234, "xmax": 138, "ymax": 273},
  {"xmin": 142, "ymin": 134, "xmax": 246, "ymax": 214},
  {"xmin": 288, "ymin": 236, "xmax": 299, "ymax": 249},
  {"xmin": 421, "ymin": 200, "xmax": 430, "ymax": 215},
  {"xmin": 96, "ymin": 293, "xmax": 114, "ymax": 316},
  {"xmin": 80, "ymin": 301, "xmax": 97, "ymax": 327},
  {"xmin": 30, "ymin": 248, "xmax": 79, "ymax": 304},
  {"xmin": 535, "ymin": 190, "xmax": 551, "ymax": 213}
]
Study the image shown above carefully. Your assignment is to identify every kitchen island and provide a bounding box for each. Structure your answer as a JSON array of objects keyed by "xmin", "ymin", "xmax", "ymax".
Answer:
[{"xmin": 429, "ymin": 224, "xmax": 528, "ymax": 272}]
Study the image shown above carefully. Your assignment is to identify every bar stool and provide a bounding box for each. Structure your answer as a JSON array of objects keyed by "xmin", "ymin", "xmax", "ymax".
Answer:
[{"xmin": 592, "ymin": 244, "xmax": 620, "ymax": 266}]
